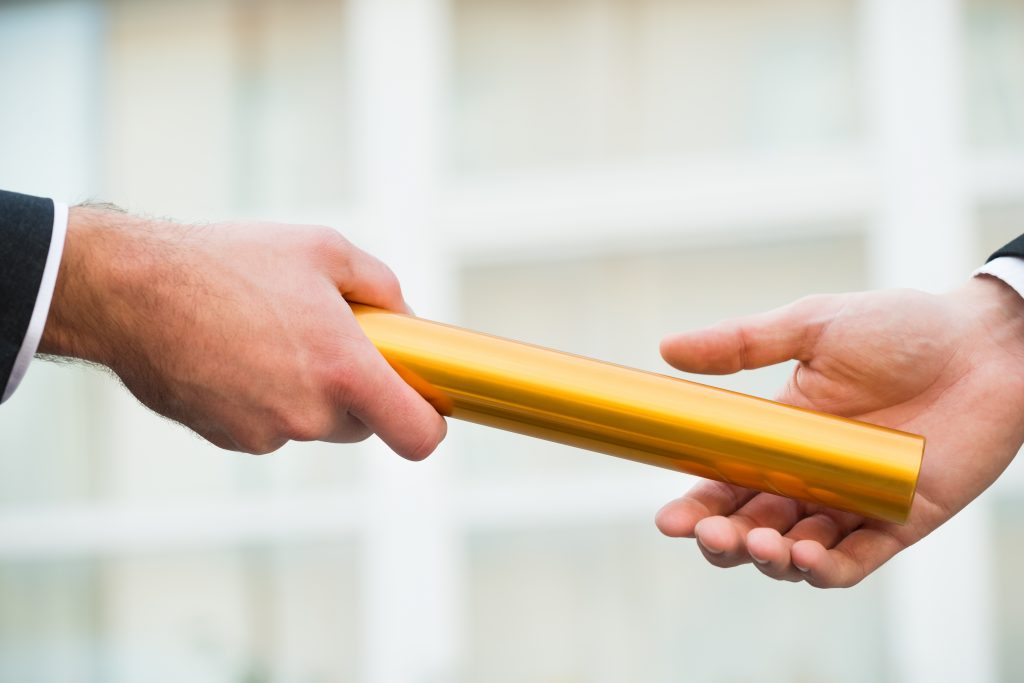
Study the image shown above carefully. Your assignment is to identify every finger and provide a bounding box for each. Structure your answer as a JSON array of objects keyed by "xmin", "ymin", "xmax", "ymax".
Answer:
[
  {"xmin": 691, "ymin": 516, "xmax": 748, "ymax": 567},
  {"xmin": 656, "ymin": 480, "xmax": 757, "ymax": 538},
  {"xmin": 733, "ymin": 492, "xmax": 804, "ymax": 535},
  {"xmin": 326, "ymin": 236, "xmax": 411, "ymax": 314},
  {"xmin": 790, "ymin": 527, "xmax": 904, "ymax": 588},
  {"xmin": 692, "ymin": 493, "xmax": 802, "ymax": 568},
  {"xmin": 659, "ymin": 294, "xmax": 843, "ymax": 375},
  {"xmin": 746, "ymin": 510, "xmax": 862, "ymax": 581},
  {"xmin": 344, "ymin": 336, "xmax": 448, "ymax": 461},
  {"xmin": 322, "ymin": 411, "xmax": 373, "ymax": 445},
  {"xmin": 746, "ymin": 528, "xmax": 804, "ymax": 581},
  {"xmin": 786, "ymin": 510, "xmax": 863, "ymax": 548}
]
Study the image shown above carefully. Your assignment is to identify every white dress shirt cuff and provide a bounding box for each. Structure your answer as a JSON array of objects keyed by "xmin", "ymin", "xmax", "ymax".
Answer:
[
  {"xmin": 1, "ymin": 201, "xmax": 69, "ymax": 403},
  {"xmin": 974, "ymin": 256, "xmax": 1024, "ymax": 302}
]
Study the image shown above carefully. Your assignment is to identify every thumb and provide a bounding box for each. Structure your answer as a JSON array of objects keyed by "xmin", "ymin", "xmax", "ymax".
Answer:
[{"xmin": 659, "ymin": 294, "xmax": 844, "ymax": 375}]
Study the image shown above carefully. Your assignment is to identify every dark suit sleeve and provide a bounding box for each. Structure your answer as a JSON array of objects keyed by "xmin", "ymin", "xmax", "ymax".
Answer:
[
  {"xmin": 0, "ymin": 189, "xmax": 55, "ymax": 395},
  {"xmin": 987, "ymin": 235, "xmax": 1024, "ymax": 262}
]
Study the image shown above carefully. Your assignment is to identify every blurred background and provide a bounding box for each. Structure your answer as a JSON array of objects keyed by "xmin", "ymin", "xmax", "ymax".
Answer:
[{"xmin": 0, "ymin": 0, "xmax": 1023, "ymax": 681}]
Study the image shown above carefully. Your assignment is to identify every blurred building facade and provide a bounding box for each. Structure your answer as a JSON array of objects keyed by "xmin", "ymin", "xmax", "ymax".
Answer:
[{"xmin": 0, "ymin": 0, "xmax": 1023, "ymax": 681}]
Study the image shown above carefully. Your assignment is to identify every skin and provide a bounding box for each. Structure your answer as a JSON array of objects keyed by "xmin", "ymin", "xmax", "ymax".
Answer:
[
  {"xmin": 656, "ymin": 276, "xmax": 1024, "ymax": 588},
  {"xmin": 39, "ymin": 206, "xmax": 447, "ymax": 458}
]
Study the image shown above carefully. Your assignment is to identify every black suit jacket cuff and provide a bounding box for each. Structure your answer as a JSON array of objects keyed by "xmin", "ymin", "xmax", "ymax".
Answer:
[
  {"xmin": 988, "ymin": 234, "xmax": 1024, "ymax": 263},
  {"xmin": 0, "ymin": 189, "xmax": 55, "ymax": 395}
]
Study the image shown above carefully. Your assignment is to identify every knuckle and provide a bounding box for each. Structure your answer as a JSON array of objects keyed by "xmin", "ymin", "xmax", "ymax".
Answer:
[
  {"xmin": 378, "ymin": 262, "xmax": 401, "ymax": 289},
  {"xmin": 279, "ymin": 409, "xmax": 332, "ymax": 443},
  {"xmin": 308, "ymin": 226, "xmax": 352, "ymax": 259},
  {"xmin": 335, "ymin": 422, "xmax": 373, "ymax": 444},
  {"xmin": 220, "ymin": 417, "xmax": 289, "ymax": 455},
  {"xmin": 239, "ymin": 435, "xmax": 286, "ymax": 456},
  {"xmin": 365, "ymin": 258, "xmax": 404, "ymax": 303},
  {"xmin": 313, "ymin": 225, "xmax": 347, "ymax": 246},
  {"xmin": 356, "ymin": 251, "xmax": 402, "ymax": 296},
  {"xmin": 323, "ymin": 362, "xmax": 362, "ymax": 409},
  {"xmin": 323, "ymin": 405, "xmax": 374, "ymax": 443},
  {"xmin": 198, "ymin": 429, "xmax": 236, "ymax": 453}
]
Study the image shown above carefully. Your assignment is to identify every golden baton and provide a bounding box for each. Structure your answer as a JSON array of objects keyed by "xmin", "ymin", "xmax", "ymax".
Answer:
[{"xmin": 352, "ymin": 305, "xmax": 924, "ymax": 523}]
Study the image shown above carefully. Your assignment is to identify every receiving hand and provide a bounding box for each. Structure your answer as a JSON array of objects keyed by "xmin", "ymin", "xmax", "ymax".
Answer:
[
  {"xmin": 39, "ymin": 206, "xmax": 446, "ymax": 458},
  {"xmin": 656, "ymin": 277, "xmax": 1024, "ymax": 587}
]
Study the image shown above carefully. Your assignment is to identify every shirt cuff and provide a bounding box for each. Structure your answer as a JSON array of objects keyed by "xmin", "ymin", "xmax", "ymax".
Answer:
[
  {"xmin": 974, "ymin": 256, "xmax": 1024, "ymax": 302},
  {"xmin": 1, "ymin": 201, "xmax": 69, "ymax": 403}
]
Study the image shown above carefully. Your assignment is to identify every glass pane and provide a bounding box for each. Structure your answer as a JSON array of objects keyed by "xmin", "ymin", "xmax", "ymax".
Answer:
[
  {"xmin": 0, "ymin": 544, "xmax": 360, "ymax": 683},
  {"xmin": 0, "ymin": 366, "xmax": 103, "ymax": 506},
  {"xmin": 992, "ymin": 496, "xmax": 1024, "ymax": 682},
  {"xmin": 104, "ymin": 0, "xmax": 350, "ymax": 217},
  {"xmin": 0, "ymin": 559, "xmax": 99, "ymax": 682},
  {"xmin": 976, "ymin": 202, "xmax": 1024, "ymax": 264},
  {"xmin": 452, "ymin": 0, "xmax": 860, "ymax": 174},
  {"xmin": 0, "ymin": 365, "xmax": 365, "ymax": 504},
  {"xmin": 463, "ymin": 523, "xmax": 892, "ymax": 683},
  {"xmin": 96, "ymin": 379, "xmax": 367, "ymax": 501},
  {"xmin": 966, "ymin": 0, "xmax": 1024, "ymax": 152},
  {"xmin": 455, "ymin": 232, "xmax": 867, "ymax": 480}
]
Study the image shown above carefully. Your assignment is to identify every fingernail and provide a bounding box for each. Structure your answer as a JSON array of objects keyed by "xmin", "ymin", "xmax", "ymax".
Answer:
[
  {"xmin": 747, "ymin": 545, "xmax": 768, "ymax": 564},
  {"xmin": 793, "ymin": 561, "xmax": 810, "ymax": 572},
  {"xmin": 698, "ymin": 540, "xmax": 722, "ymax": 555}
]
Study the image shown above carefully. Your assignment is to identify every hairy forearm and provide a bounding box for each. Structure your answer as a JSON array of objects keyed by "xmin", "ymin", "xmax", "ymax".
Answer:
[
  {"xmin": 41, "ymin": 206, "xmax": 129, "ymax": 365},
  {"xmin": 39, "ymin": 206, "xmax": 190, "ymax": 368}
]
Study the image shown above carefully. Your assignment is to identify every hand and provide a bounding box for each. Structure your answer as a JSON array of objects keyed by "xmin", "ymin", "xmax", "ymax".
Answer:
[
  {"xmin": 656, "ymin": 277, "xmax": 1024, "ymax": 587},
  {"xmin": 39, "ymin": 206, "xmax": 447, "ymax": 457}
]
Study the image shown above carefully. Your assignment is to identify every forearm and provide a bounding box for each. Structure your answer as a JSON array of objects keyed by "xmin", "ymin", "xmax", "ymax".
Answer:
[{"xmin": 39, "ymin": 206, "xmax": 189, "ymax": 369}]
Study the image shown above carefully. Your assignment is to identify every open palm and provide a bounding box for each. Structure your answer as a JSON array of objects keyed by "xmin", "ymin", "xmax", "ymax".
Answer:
[{"xmin": 656, "ymin": 277, "xmax": 1024, "ymax": 587}]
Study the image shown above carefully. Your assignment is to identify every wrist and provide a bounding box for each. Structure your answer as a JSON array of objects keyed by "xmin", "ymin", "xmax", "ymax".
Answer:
[
  {"xmin": 953, "ymin": 275, "xmax": 1024, "ymax": 362},
  {"xmin": 39, "ymin": 206, "xmax": 149, "ymax": 366}
]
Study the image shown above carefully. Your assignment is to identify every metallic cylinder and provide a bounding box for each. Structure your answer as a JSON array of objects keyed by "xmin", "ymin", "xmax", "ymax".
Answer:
[{"xmin": 352, "ymin": 305, "xmax": 924, "ymax": 523}]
